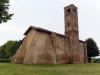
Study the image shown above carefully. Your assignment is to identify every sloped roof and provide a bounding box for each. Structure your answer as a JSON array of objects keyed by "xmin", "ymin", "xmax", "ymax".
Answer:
[
  {"xmin": 24, "ymin": 26, "xmax": 86, "ymax": 43},
  {"xmin": 24, "ymin": 26, "xmax": 65, "ymax": 37},
  {"xmin": 64, "ymin": 4, "xmax": 77, "ymax": 9}
]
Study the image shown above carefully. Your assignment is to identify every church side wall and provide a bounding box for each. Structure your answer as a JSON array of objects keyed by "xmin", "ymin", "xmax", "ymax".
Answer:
[
  {"xmin": 79, "ymin": 41, "xmax": 87, "ymax": 63},
  {"xmin": 52, "ymin": 34, "xmax": 65, "ymax": 64},
  {"xmin": 12, "ymin": 29, "xmax": 36, "ymax": 64},
  {"xmin": 79, "ymin": 41, "xmax": 85, "ymax": 63},
  {"xmin": 23, "ymin": 30, "xmax": 56, "ymax": 64},
  {"xmin": 84, "ymin": 43, "xmax": 88, "ymax": 63}
]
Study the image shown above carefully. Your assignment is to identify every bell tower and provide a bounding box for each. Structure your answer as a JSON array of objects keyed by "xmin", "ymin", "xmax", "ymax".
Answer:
[{"xmin": 64, "ymin": 4, "xmax": 79, "ymax": 64}]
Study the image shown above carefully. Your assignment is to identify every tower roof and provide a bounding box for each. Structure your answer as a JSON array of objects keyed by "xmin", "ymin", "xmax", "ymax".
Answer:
[{"xmin": 64, "ymin": 4, "xmax": 77, "ymax": 9}]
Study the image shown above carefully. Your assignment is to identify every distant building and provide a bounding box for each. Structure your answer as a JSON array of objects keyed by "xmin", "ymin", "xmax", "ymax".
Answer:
[{"xmin": 11, "ymin": 4, "xmax": 88, "ymax": 64}]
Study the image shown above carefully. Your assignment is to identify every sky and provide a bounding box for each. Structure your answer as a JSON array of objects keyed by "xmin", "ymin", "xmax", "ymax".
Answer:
[{"xmin": 0, "ymin": 0, "xmax": 100, "ymax": 48}]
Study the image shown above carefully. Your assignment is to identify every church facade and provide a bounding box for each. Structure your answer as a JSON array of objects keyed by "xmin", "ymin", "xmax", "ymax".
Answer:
[{"xmin": 11, "ymin": 4, "xmax": 88, "ymax": 64}]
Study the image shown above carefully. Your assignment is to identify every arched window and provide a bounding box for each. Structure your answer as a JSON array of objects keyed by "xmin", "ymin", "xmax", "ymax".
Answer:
[
  {"xmin": 73, "ymin": 9, "xmax": 76, "ymax": 13},
  {"xmin": 74, "ymin": 22, "xmax": 77, "ymax": 27},
  {"xmin": 74, "ymin": 22, "xmax": 78, "ymax": 32},
  {"xmin": 67, "ymin": 22, "xmax": 70, "ymax": 27},
  {"xmin": 66, "ymin": 9, "xmax": 71, "ymax": 14}
]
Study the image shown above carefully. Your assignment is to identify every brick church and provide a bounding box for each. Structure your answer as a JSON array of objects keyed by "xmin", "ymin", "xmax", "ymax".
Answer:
[{"xmin": 11, "ymin": 4, "xmax": 88, "ymax": 64}]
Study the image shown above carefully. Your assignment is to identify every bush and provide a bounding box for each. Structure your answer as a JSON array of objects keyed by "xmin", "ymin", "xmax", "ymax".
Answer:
[
  {"xmin": 0, "ymin": 59, "xmax": 11, "ymax": 62},
  {"xmin": 93, "ymin": 59, "xmax": 100, "ymax": 63}
]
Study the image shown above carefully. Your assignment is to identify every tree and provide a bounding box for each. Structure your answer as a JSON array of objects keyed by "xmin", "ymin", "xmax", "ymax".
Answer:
[
  {"xmin": 0, "ymin": 0, "xmax": 13, "ymax": 23},
  {"xmin": 0, "ymin": 40, "xmax": 21, "ymax": 59},
  {"xmin": 0, "ymin": 46, "xmax": 5, "ymax": 59},
  {"xmin": 86, "ymin": 38, "xmax": 99, "ymax": 62}
]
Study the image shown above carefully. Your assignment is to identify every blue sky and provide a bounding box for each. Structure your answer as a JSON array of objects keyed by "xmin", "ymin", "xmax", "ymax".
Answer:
[{"xmin": 0, "ymin": 0, "xmax": 100, "ymax": 48}]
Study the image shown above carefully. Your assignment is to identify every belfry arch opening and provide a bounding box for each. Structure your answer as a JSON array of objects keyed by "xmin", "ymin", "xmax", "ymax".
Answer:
[
  {"xmin": 67, "ymin": 9, "xmax": 71, "ymax": 14},
  {"xmin": 73, "ymin": 9, "xmax": 76, "ymax": 13}
]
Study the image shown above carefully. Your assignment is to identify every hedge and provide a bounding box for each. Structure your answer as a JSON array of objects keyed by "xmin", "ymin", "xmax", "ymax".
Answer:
[{"xmin": 0, "ymin": 59, "xmax": 11, "ymax": 62}]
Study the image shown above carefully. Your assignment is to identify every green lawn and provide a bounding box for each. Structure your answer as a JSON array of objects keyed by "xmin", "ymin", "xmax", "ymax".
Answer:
[{"xmin": 0, "ymin": 63, "xmax": 100, "ymax": 75}]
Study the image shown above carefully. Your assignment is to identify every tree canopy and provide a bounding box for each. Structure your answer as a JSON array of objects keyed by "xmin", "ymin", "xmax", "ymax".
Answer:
[
  {"xmin": 0, "ymin": 0, "xmax": 13, "ymax": 23},
  {"xmin": 86, "ymin": 38, "xmax": 99, "ymax": 62},
  {"xmin": 0, "ymin": 40, "xmax": 21, "ymax": 59}
]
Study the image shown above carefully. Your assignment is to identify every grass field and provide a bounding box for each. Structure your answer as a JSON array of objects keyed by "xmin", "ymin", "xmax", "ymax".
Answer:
[{"xmin": 0, "ymin": 63, "xmax": 100, "ymax": 75}]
